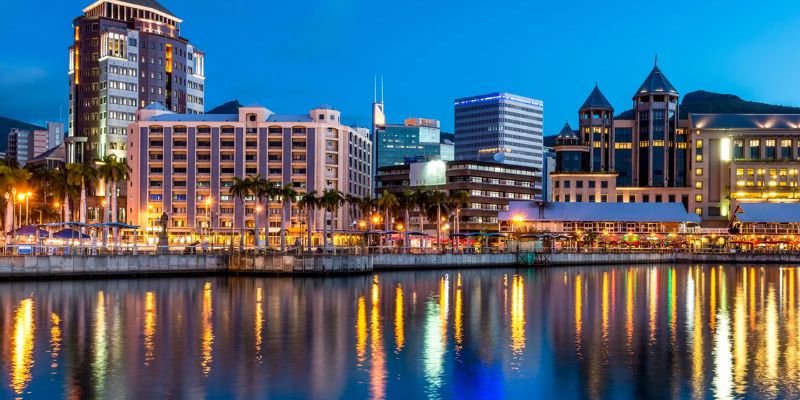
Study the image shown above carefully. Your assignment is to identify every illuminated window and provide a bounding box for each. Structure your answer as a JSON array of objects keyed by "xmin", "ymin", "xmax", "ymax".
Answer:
[
  {"xmin": 695, "ymin": 181, "xmax": 703, "ymax": 189},
  {"xmin": 695, "ymin": 168, "xmax": 703, "ymax": 176},
  {"xmin": 695, "ymin": 194, "xmax": 702, "ymax": 202},
  {"xmin": 695, "ymin": 207, "xmax": 702, "ymax": 216}
]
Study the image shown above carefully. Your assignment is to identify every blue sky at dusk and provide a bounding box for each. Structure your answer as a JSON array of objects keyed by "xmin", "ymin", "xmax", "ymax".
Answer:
[{"xmin": 2, "ymin": 0, "xmax": 800, "ymax": 133}]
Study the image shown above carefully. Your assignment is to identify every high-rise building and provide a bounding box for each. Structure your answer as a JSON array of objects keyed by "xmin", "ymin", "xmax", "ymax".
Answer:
[
  {"xmin": 374, "ymin": 118, "xmax": 454, "ymax": 169},
  {"xmin": 7, "ymin": 122, "xmax": 64, "ymax": 166},
  {"xmin": 68, "ymin": 0, "xmax": 206, "ymax": 162},
  {"xmin": 454, "ymin": 92, "xmax": 544, "ymax": 171},
  {"xmin": 127, "ymin": 105, "xmax": 372, "ymax": 245}
]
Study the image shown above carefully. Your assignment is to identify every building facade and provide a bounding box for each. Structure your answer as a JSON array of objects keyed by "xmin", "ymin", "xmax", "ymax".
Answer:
[
  {"xmin": 375, "ymin": 118, "xmax": 454, "ymax": 168},
  {"xmin": 689, "ymin": 114, "xmax": 800, "ymax": 225},
  {"xmin": 376, "ymin": 159, "xmax": 541, "ymax": 232},
  {"xmin": 68, "ymin": 0, "xmax": 205, "ymax": 162},
  {"xmin": 550, "ymin": 61, "xmax": 800, "ymax": 227},
  {"xmin": 454, "ymin": 92, "xmax": 544, "ymax": 171},
  {"xmin": 127, "ymin": 105, "xmax": 372, "ymax": 245},
  {"xmin": 7, "ymin": 122, "xmax": 63, "ymax": 166}
]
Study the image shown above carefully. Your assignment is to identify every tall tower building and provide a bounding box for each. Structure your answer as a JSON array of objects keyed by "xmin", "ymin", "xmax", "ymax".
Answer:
[
  {"xmin": 454, "ymin": 92, "xmax": 544, "ymax": 171},
  {"xmin": 579, "ymin": 84, "xmax": 614, "ymax": 172},
  {"xmin": 68, "ymin": 0, "xmax": 205, "ymax": 162},
  {"xmin": 371, "ymin": 77, "xmax": 385, "ymax": 191},
  {"xmin": 631, "ymin": 61, "xmax": 685, "ymax": 187}
]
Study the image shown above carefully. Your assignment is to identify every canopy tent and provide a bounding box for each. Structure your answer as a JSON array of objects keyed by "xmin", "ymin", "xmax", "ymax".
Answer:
[
  {"xmin": 406, "ymin": 231, "xmax": 430, "ymax": 236},
  {"xmin": 14, "ymin": 225, "xmax": 48, "ymax": 238},
  {"xmin": 598, "ymin": 234, "xmax": 619, "ymax": 243},
  {"xmin": 53, "ymin": 229, "xmax": 91, "ymax": 240}
]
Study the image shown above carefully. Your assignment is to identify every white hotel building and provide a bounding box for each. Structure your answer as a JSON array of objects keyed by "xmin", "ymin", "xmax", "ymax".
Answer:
[{"xmin": 127, "ymin": 105, "xmax": 372, "ymax": 245}]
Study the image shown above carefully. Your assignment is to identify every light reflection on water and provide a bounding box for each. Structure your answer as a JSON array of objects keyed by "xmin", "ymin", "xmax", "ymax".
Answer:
[{"xmin": 3, "ymin": 266, "xmax": 800, "ymax": 398}]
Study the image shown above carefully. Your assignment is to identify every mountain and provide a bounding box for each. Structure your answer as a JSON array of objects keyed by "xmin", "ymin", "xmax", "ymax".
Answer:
[
  {"xmin": 0, "ymin": 116, "xmax": 45, "ymax": 153},
  {"xmin": 207, "ymin": 100, "xmax": 243, "ymax": 114},
  {"xmin": 615, "ymin": 90, "xmax": 800, "ymax": 119}
]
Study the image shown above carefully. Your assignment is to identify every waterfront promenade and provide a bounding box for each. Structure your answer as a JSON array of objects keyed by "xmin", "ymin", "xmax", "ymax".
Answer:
[{"xmin": 0, "ymin": 248, "xmax": 798, "ymax": 278}]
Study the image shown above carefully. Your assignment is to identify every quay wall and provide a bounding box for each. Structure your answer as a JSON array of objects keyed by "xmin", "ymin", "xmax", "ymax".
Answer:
[
  {"xmin": 373, "ymin": 253, "xmax": 516, "ymax": 270},
  {"xmin": 0, "ymin": 255, "xmax": 227, "ymax": 278},
  {"xmin": 1, "ymin": 252, "xmax": 799, "ymax": 279}
]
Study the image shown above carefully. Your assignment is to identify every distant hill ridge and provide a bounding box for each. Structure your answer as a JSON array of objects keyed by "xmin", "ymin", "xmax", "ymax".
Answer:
[
  {"xmin": 207, "ymin": 100, "xmax": 243, "ymax": 114},
  {"xmin": 544, "ymin": 90, "xmax": 800, "ymax": 146}
]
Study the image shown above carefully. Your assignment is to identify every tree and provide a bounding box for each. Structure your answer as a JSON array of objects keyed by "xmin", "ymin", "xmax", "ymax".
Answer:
[
  {"xmin": 0, "ymin": 161, "xmax": 31, "ymax": 232},
  {"xmin": 250, "ymin": 174, "xmax": 270, "ymax": 249},
  {"xmin": 66, "ymin": 163, "xmax": 98, "ymax": 229},
  {"xmin": 229, "ymin": 176, "xmax": 253, "ymax": 250},
  {"xmin": 428, "ymin": 191, "xmax": 449, "ymax": 252},
  {"xmin": 345, "ymin": 194, "xmax": 361, "ymax": 247},
  {"xmin": 277, "ymin": 183, "xmax": 298, "ymax": 252},
  {"xmin": 397, "ymin": 190, "xmax": 415, "ymax": 253},
  {"xmin": 320, "ymin": 189, "xmax": 344, "ymax": 252},
  {"xmin": 96, "ymin": 155, "xmax": 130, "ymax": 244},
  {"xmin": 446, "ymin": 190, "xmax": 470, "ymax": 252},
  {"xmin": 377, "ymin": 191, "xmax": 399, "ymax": 247},
  {"xmin": 25, "ymin": 163, "xmax": 53, "ymax": 213},
  {"xmin": 358, "ymin": 195, "xmax": 375, "ymax": 249},
  {"xmin": 412, "ymin": 189, "xmax": 431, "ymax": 233},
  {"xmin": 50, "ymin": 167, "xmax": 74, "ymax": 223},
  {"xmin": 297, "ymin": 191, "xmax": 319, "ymax": 252}
]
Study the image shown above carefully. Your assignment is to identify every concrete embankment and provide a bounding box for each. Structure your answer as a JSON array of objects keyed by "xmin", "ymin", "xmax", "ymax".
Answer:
[
  {"xmin": 1, "ymin": 251, "xmax": 799, "ymax": 279},
  {"xmin": 373, "ymin": 253, "xmax": 516, "ymax": 270},
  {"xmin": 0, "ymin": 254, "xmax": 227, "ymax": 278}
]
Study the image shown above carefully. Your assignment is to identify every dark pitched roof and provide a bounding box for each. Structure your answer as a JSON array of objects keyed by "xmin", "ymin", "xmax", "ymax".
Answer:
[
  {"xmin": 635, "ymin": 65, "xmax": 678, "ymax": 97},
  {"xmin": 556, "ymin": 122, "xmax": 577, "ymax": 140},
  {"xmin": 580, "ymin": 84, "xmax": 613, "ymax": 110},
  {"xmin": 500, "ymin": 201, "xmax": 701, "ymax": 223},
  {"xmin": 121, "ymin": 0, "xmax": 175, "ymax": 17},
  {"xmin": 689, "ymin": 114, "xmax": 800, "ymax": 130},
  {"xmin": 734, "ymin": 203, "xmax": 800, "ymax": 223}
]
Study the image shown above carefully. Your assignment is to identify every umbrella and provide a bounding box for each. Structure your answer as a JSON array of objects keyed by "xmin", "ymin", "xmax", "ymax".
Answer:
[
  {"xmin": 599, "ymin": 234, "xmax": 619, "ymax": 243},
  {"xmin": 14, "ymin": 225, "xmax": 48, "ymax": 238},
  {"xmin": 53, "ymin": 228, "xmax": 91, "ymax": 240},
  {"xmin": 407, "ymin": 231, "xmax": 430, "ymax": 236},
  {"xmin": 483, "ymin": 233, "xmax": 507, "ymax": 237}
]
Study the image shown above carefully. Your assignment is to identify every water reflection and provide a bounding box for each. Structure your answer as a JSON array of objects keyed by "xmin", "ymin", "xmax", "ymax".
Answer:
[
  {"xmin": 4, "ymin": 266, "xmax": 800, "ymax": 398},
  {"xmin": 10, "ymin": 298, "xmax": 34, "ymax": 396}
]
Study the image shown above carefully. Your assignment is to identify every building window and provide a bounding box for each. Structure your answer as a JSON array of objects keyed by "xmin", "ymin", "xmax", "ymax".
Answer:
[
  {"xmin": 600, "ymin": 181, "xmax": 608, "ymax": 189},
  {"xmin": 765, "ymin": 139, "xmax": 776, "ymax": 159},
  {"xmin": 749, "ymin": 139, "xmax": 760, "ymax": 159},
  {"xmin": 695, "ymin": 168, "xmax": 703, "ymax": 176},
  {"xmin": 733, "ymin": 139, "xmax": 744, "ymax": 159},
  {"xmin": 695, "ymin": 194, "xmax": 702, "ymax": 202},
  {"xmin": 695, "ymin": 181, "xmax": 703, "ymax": 189},
  {"xmin": 695, "ymin": 207, "xmax": 702, "ymax": 216}
]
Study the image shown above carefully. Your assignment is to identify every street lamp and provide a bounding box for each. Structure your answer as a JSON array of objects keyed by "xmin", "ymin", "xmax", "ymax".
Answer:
[{"xmin": 25, "ymin": 192, "xmax": 31, "ymax": 226}]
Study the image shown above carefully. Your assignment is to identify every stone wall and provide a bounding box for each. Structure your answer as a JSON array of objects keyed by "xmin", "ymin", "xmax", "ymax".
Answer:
[
  {"xmin": 373, "ymin": 253, "xmax": 517, "ymax": 270},
  {"xmin": 228, "ymin": 254, "xmax": 373, "ymax": 274},
  {"xmin": 0, "ymin": 255, "xmax": 227, "ymax": 278}
]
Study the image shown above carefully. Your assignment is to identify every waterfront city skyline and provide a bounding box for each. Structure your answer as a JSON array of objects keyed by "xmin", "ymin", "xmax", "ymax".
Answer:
[{"xmin": 4, "ymin": 0, "xmax": 800, "ymax": 132}]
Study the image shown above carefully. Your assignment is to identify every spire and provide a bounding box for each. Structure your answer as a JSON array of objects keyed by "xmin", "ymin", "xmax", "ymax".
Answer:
[
  {"xmin": 654, "ymin": 53, "xmax": 658, "ymax": 67},
  {"xmin": 373, "ymin": 75, "xmax": 377, "ymax": 103},
  {"xmin": 580, "ymin": 84, "xmax": 613, "ymax": 110},
  {"xmin": 634, "ymin": 62, "xmax": 678, "ymax": 97},
  {"xmin": 556, "ymin": 122, "xmax": 578, "ymax": 142},
  {"xmin": 380, "ymin": 75, "xmax": 384, "ymax": 103}
]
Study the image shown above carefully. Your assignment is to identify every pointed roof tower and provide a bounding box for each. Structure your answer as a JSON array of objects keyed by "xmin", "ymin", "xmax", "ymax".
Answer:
[
  {"xmin": 635, "ymin": 60, "xmax": 678, "ymax": 97},
  {"xmin": 555, "ymin": 122, "xmax": 579, "ymax": 145},
  {"xmin": 580, "ymin": 83, "xmax": 614, "ymax": 110}
]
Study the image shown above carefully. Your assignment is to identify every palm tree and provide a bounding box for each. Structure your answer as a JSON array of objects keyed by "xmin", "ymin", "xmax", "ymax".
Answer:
[
  {"xmin": 50, "ymin": 167, "xmax": 73, "ymax": 223},
  {"xmin": 412, "ymin": 189, "xmax": 431, "ymax": 233},
  {"xmin": 66, "ymin": 162, "xmax": 98, "ymax": 229},
  {"xmin": 250, "ymin": 174, "xmax": 269, "ymax": 249},
  {"xmin": 96, "ymin": 155, "xmax": 129, "ymax": 244},
  {"xmin": 345, "ymin": 194, "xmax": 361, "ymax": 247},
  {"xmin": 25, "ymin": 163, "xmax": 53, "ymax": 212},
  {"xmin": 446, "ymin": 190, "xmax": 470, "ymax": 252},
  {"xmin": 277, "ymin": 183, "xmax": 298, "ymax": 252},
  {"xmin": 0, "ymin": 161, "xmax": 31, "ymax": 232},
  {"xmin": 428, "ymin": 190, "xmax": 449, "ymax": 252},
  {"xmin": 397, "ymin": 190, "xmax": 415, "ymax": 253},
  {"xmin": 377, "ymin": 191, "xmax": 399, "ymax": 248},
  {"xmin": 229, "ymin": 176, "xmax": 253, "ymax": 250},
  {"xmin": 447, "ymin": 190, "xmax": 470, "ymax": 235},
  {"xmin": 358, "ymin": 195, "xmax": 375, "ymax": 249},
  {"xmin": 320, "ymin": 189, "xmax": 344, "ymax": 252},
  {"xmin": 297, "ymin": 191, "xmax": 319, "ymax": 252}
]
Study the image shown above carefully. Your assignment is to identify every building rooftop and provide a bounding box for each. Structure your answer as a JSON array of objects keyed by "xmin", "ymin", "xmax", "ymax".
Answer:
[
  {"xmin": 733, "ymin": 203, "xmax": 800, "ymax": 223},
  {"xmin": 500, "ymin": 201, "xmax": 701, "ymax": 223},
  {"xmin": 28, "ymin": 143, "xmax": 66, "ymax": 163},
  {"xmin": 635, "ymin": 64, "xmax": 678, "ymax": 97},
  {"xmin": 148, "ymin": 113, "xmax": 241, "ymax": 122},
  {"xmin": 580, "ymin": 84, "xmax": 614, "ymax": 110},
  {"xmin": 556, "ymin": 122, "xmax": 577, "ymax": 140},
  {"xmin": 117, "ymin": 0, "xmax": 175, "ymax": 17},
  {"xmin": 267, "ymin": 114, "xmax": 314, "ymax": 123},
  {"xmin": 690, "ymin": 114, "xmax": 800, "ymax": 130}
]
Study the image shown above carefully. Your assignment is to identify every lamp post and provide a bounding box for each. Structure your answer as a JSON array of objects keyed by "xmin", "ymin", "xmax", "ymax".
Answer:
[
  {"xmin": 205, "ymin": 197, "xmax": 213, "ymax": 246},
  {"xmin": 25, "ymin": 192, "xmax": 31, "ymax": 226},
  {"xmin": 17, "ymin": 192, "xmax": 24, "ymax": 228}
]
